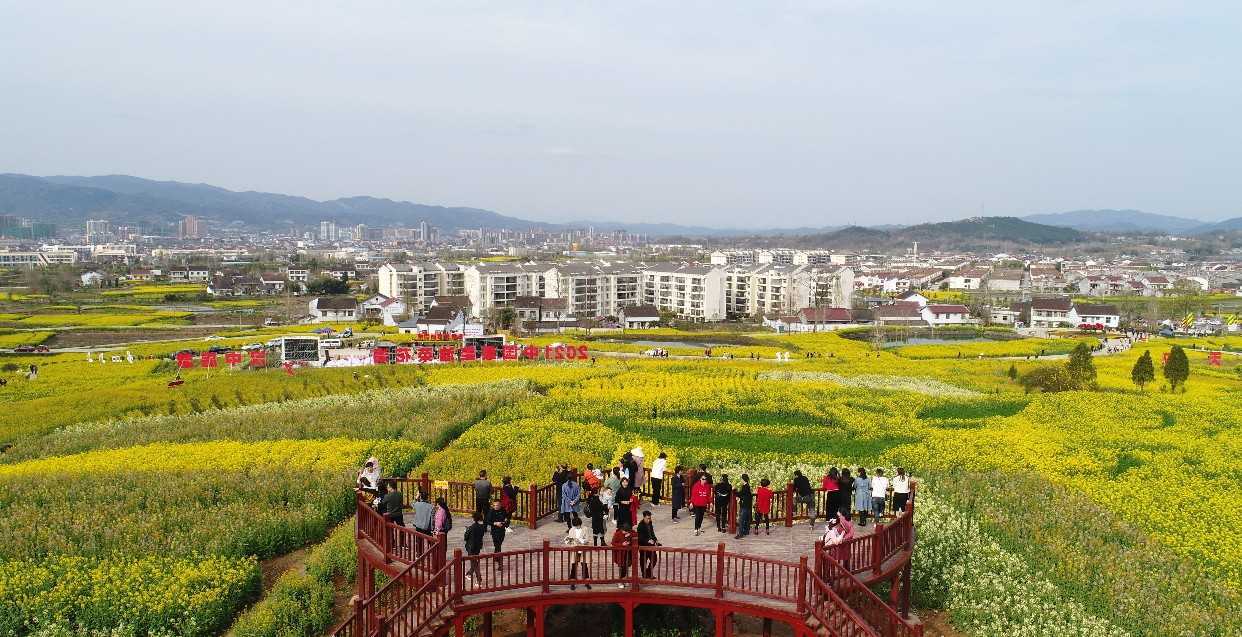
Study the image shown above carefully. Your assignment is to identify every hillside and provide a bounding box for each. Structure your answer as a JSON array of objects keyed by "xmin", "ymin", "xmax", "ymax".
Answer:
[
  {"xmin": 1023, "ymin": 209, "xmax": 1205, "ymax": 234},
  {"xmin": 793, "ymin": 216, "xmax": 1088, "ymax": 250}
]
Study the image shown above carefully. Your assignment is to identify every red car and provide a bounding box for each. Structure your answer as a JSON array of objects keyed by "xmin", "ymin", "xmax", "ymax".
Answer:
[{"xmin": 12, "ymin": 345, "xmax": 50, "ymax": 354}]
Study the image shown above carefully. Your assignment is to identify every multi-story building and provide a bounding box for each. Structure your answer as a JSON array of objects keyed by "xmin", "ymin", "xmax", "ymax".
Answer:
[
  {"xmin": 377, "ymin": 263, "xmax": 466, "ymax": 312},
  {"xmin": 642, "ymin": 265, "xmax": 726, "ymax": 322},
  {"xmin": 723, "ymin": 265, "xmax": 853, "ymax": 318},
  {"xmin": 85, "ymin": 219, "xmax": 111, "ymax": 243},
  {"xmin": 464, "ymin": 263, "xmax": 545, "ymax": 316},
  {"xmin": 542, "ymin": 262, "xmax": 645, "ymax": 318},
  {"xmin": 318, "ymin": 220, "xmax": 338, "ymax": 242},
  {"xmin": 178, "ymin": 215, "xmax": 201, "ymax": 239}
]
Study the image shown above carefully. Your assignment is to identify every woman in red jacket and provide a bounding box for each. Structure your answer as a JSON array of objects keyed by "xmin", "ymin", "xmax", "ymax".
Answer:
[
  {"xmin": 690, "ymin": 474, "xmax": 713, "ymax": 536},
  {"xmin": 755, "ymin": 478, "xmax": 774, "ymax": 535},
  {"xmin": 611, "ymin": 524, "xmax": 635, "ymax": 587}
]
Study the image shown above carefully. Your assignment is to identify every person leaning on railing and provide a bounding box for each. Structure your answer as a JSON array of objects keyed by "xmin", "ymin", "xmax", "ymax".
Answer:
[
  {"xmin": 411, "ymin": 490, "xmax": 435, "ymax": 535},
  {"xmin": 870, "ymin": 468, "xmax": 890, "ymax": 521},
  {"xmin": 377, "ymin": 480, "xmax": 405, "ymax": 527},
  {"xmin": 473, "ymin": 470, "xmax": 492, "ymax": 518},
  {"xmin": 891, "ymin": 468, "xmax": 911, "ymax": 513},
  {"xmin": 637, "ymin": 511, "xmax": 661, "ymax": 578},
  {"xmin": 792, "ymin": 470, "xmax": 817, "ymax": 525}
]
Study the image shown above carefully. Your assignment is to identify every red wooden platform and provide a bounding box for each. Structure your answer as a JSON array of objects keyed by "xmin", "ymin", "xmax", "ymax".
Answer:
[{"xmin": 333, "ymin": 476, "xmax": 919, "ymax": 637}]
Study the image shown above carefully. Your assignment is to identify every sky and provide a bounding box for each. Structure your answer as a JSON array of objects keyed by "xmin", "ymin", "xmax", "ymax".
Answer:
[{"xmin": 2, "ymin": 1, "xmax": 1241, "ymax": 228}]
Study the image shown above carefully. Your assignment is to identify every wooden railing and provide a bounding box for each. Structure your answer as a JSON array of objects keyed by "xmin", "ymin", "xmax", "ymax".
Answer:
[{"xmin": 390, "ymin": 474, "xmax": 559, "ymax": 529}]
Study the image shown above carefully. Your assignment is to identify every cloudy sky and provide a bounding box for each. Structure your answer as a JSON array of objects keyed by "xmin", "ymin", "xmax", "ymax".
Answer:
[{"xmin": 2, "ymin": 1, "xmax": 1240, "ymax": 227}]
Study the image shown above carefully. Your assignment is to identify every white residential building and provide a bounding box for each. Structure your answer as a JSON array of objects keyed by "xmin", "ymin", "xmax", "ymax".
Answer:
[
  {"xmin": 377, "ymin": 263, "xmax": 467, "ymax": 312},
  {"xmin": 642, "ymin": 265, "xmax": 726, "ymax": 321},
  {"xmin": 464, "ymin": 263, "xmax": 545, "ymax": 316}
]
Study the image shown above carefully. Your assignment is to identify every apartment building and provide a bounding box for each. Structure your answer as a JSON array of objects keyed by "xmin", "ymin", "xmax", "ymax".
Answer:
[
  {"xmin": 642, "ymin": 265, "xmax": 726, "ymax": 322},
  {"xmin": 543, "ymin": 263, "xmax": 644, "ymax": 318},
  {"xmin": 377, "ymin": 263, "xmax": 467, "ymax": 311},
  {"xmin": 724, "ymin": 265, "xmax": 854, "ymax": 317},
  {"xmin": 464, "ymin": 263, "xmax": 545, "ymax": 316}
]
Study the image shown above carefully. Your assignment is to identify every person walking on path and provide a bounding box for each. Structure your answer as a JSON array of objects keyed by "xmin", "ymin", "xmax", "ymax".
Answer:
[
  {"xmin": 463, "ymin": 512, "xmax": 486, "ymax": 583},
  {"xmin": 891, "ymin": 467, "xmax": 911, "ymax": 513},
  {"xmin": 690, "ymin": 474, "xmax": 712, "ymax": 536},
  {"xmin": 755, "ymin": 479, "xmax": 773, "ymax": 535},
  {"xmin": 565, "ymin": 516, "xmax": 592, "ymax": 590},
  {"xmin": 670, "ymin": 465, "xmax": 686, "ymax": 522},
  {"xmin": 484, "ymin": 499, "xmax": 511, "ymax": 568},
  {"xmin": 870, "ymin": 468, "xmax": 890, "ymax": 521},
  {"xmin": 473, "ymin": 470, "xmax": 492, "ymax": 518},
  {"xmin": 792, "ymin": 470, "xmax": 817, "ymax": 525},
  {"xmin": 649, "ymin": 452, "xmax": 667, "ymax": 505},
  {"xmin": 411, "ymin": 490, "xmax": 435, "ymax": 535},
  {"xmin": 637, "ymin": 511, "xmax": 661, "ymax": 578},
  {"xmin": 853, "ymin": 468, "xmax": 872, "ymax": 526},
  {"xmin": 631, "ymin": 447, "xmax": 646, "ymax": 496},
  {"xmin": 587, "ymin": 489, "xmax": 608, "ymax": 545},
  {"xmin": 713, "ymin": 474, "xmax": 733, "ymax": 533},
  {"xmin": 561, "ymin": 474, "xmax": 582, "ymax": 530},
  {"xmin": 734, "ymin": 474, "xmax": 753, "ymax": 539}
]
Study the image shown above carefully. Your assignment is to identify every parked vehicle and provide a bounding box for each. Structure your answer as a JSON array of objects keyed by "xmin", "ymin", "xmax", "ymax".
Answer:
[{"xmin": 12, "ymin": 345, "xmax": 50, "ymax": 354}]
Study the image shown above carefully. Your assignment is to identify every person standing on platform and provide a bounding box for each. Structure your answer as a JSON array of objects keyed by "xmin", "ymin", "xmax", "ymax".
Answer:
[
  {"xmin": 561, "ymin": 473, "xmax": 582, "ymax": 530},
  {"xmin": 484, "ymin": 499, "xmax": 510, "ymax": 568},
  {"xmin": 615, "ymin": 478, "xmax": 634, "ymax": 527},
  {"xmin": 670, "ymin": 465, "xmax": 686, "ymax": 522},
  {"xmin": 631, "ymin": 447, "xmax": 646, "ymax": 496},
  {"xmin": 566, "ymin": 516, "xmax": 592, "ymax": 590},
  {"xmin": 379, "ymin": 481, "xmax": 405, "ymax": 526},
  {"xmin": 838, "ymin": 468, "xmax": 854, "ymax": 521},
  {"xmin": 637, "ymin": 511, "xmax": 661, "ymax": 578},
  {"xmin": 755, "ymin": 478, "xmax": 773, "ymax": 535},
  {"xmin": 433, "ymin": 497, "xmax": 452, "ymax": 536},
  {"xmin": 734, "ymin": 474, "xmax": 753, "ymax": 539},
  {"xmin": 552, "ymin": 464, "xmax": 568, "ymax": 523},
  {"xmin": 473, "ymin": 470, "xmax": 492, "ymax": 518},
  {"xmin": 792, "ymin": 470, "xmax": 817, "ymax": 525},
  {"xmin": 822, "ymin": 467, "xmax": 840, "ymax": 521},
  {"xmin": 713, "ymin": 474, "xmax": 732, "ymax": 533},
  {"xmin": 500, "ymin": 476, "xmax": 518, "ymax": 517},
  {"xmin": 605, "ymin": 469, "xmax": 622, "ymax": 519},
  {"xmin": 411, "ymin": 490, "xmax": 435, "ymax": 535},
  {"xmin": 870, "ymin": 468, "xmax": 890, "ymax": 521},
  {"xmin": 587, "ymin": 489, "xmax": 608, "ymax": 546},
  {"xmin": 611, "ymin": 523, "xmax": 635, "ymax": 587},
  {"xmin": 853, "ymin": 468, "xmax": 872, "ymax": 526},
  {"xmin": 690, "ymin": 474, "xmax": 712, "ymax": 536},
  {"xmin": 649, "ymin": 452, "xmax": 667, "ymax": 505},
  {"xmin": 463, "ymin": 512, "xmax": 485, "ymax": 583},
  {"xmin": 891, "ymin": 467, "xmax": 911, "ymax": 513}
]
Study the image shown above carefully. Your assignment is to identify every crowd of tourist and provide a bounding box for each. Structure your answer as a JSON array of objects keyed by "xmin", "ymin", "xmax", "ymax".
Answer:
[{"xmin": 357, "ymin": 452, "xmax": 912, "ymax": 585}]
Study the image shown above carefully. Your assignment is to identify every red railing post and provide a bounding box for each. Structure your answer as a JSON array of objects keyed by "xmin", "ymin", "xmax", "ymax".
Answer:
[
  {"xmin": 630, "ymin": 536, "xmax": 641, "ymax": 591},
  {"xmin": 796, "ymin": 556, "xmax": 808, "ymax": 615},
  {"xmin": 355, "ymin": 495, "xmax": 364, "ymax": 539},
  {"xmin": 453, "ymin": 549, "xmax": 464, "ymax": 605},
  {"xmin": 528, "ymin": 483, "xmax": 539, "ymax": 529},
  {"xmin": 541, "ymin": 539, "xmax": 552, "ymax": 593},
  {"xmin": 714, "ymin": 543, "xmax": 725, "ymax": 598},
  {"xmin": 784, "ymin": 482, "xmax": 794, "ymax": 527},
  {"xmin": 381, "ymin": 519, "xmax": 392, "ymax": 563},
  {"xmin": 420, "ymin": 472, "xmax": 431, "ymax": 497},
  {"xmin": 728, "ymin": 488, "xmax": 738, "ymax": 534},
  {"xmin": 872, "ymin": 524, "xmax": 884, "ymax": 575},
  {"xmin": 351, "ymin": 596, "xmax": 364, "ymax": 637}
]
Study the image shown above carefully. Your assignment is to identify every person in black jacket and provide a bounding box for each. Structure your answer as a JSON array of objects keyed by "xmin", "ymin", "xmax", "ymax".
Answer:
[
  {"xmin": 637, "ymin": 511, "xmax": 661, "ymax": 578},
  {"xmin": 734, "ymin": 474, "xmax": 753, "ymax": 539},
  {"xmin": 670, "ymin": 466, "xmax": 686, "ymax": 522},
  {"xmin": 552, "ymin": 464, "xmax": 568, "ymax": 522},
  {"xmin": 615, "ymin": 478, "xmax": 634, "ymax": 527},
  {"xmin": 792, "ymin": 470, "xmax": 817, "ymax": 525},
  {"xmin": 378, "ymin": 480, "xmax": 405, "ymax": 526},
  {"xmin": 713, "ymin": 474, "xmax": 732, "ymax": 533},
  {"xmin": 587, "ymin": 489, "xmax": 608, "ymax": 545},
  {"xmin": 484, "ymin": 499, "xmax": 511, "ymax": 568},
  {"xmin": 463, "ymin": 512, "xmax": 486, "ymax": 581}
]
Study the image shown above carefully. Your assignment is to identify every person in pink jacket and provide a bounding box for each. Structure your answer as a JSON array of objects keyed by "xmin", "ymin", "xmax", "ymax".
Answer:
[{"xmin": 690, "ymin": 474, "xmax": 713, "ymax": 536}]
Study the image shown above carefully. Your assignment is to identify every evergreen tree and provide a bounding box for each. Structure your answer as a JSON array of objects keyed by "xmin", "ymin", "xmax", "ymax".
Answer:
[
  {"xmin": 1131, "ymin": 350, "xmax": 1155, "ymax": 391},
  {"xmin": 1007, "ymin": 362, "xmax": 1018, "ymax": 381},
  {"xmin": 1065, "ymin": 342, "xmax": 1097, "ymax": 389},
  {"xmin": 1163, "ymin": 345, "xmax": 1190, "ymax": 391}
]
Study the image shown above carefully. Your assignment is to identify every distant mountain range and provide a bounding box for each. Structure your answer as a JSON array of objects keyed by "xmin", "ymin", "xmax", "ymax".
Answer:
[
  {"xmin": 1022, "ymin": 209, "xmax": 1242, "ymax": 234},
  {"xmin": 1, "ymin": 173, "xmax": 1239, "ymax": 240}
]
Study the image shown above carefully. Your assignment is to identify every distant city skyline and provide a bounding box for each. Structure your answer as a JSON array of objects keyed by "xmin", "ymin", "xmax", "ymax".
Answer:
[{"xmin": 2, "ymin": 2, "xmax": 1241, "ymax": 226}]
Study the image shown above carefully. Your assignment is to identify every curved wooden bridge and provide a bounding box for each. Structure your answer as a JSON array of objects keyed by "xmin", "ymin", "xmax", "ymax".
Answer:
[{"xmin": 332, "ymin": 475, "xmax": 920, "ymax": 637}]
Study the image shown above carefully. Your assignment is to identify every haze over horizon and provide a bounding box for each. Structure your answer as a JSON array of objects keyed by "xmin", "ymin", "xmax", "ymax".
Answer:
[{"xmin": 3, "ymin": 2, "xmax": 1241, "ymax": 227}]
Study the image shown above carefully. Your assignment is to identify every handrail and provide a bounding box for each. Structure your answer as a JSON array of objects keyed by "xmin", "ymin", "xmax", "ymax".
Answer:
[{"xmin": 334, "ymin": 475, "xmax": 921, "ymax": 637}]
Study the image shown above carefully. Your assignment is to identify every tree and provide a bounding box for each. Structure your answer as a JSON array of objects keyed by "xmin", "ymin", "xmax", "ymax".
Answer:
[
  {"xmin": 1019, "ymin": 365, "xmax": 1076, "ymax": 394},
  {"xmin": 1007, "ymin": 362, "xmax": 1018, "ymax": 381},
  {"xmin": 306, "ymin": 277, "xmax": 348, "ymax": 295},
  {"xmin": 1065, "ymin": 342, "xmax": 1097, "ymax": 389},
  {"xmin": 1131, "ymin": 350, "xmax": 1155, "ymax": 391},
  {"xmin": 1163, "ymin": 345, "xmax": 1190, "ymax": 391}
]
